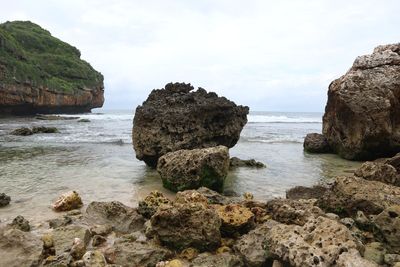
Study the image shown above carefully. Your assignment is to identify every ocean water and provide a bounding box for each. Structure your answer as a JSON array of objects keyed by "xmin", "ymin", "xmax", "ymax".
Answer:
[{"xmin": 0, "ymin": 110, "xmax": 361, "ymax": 225}]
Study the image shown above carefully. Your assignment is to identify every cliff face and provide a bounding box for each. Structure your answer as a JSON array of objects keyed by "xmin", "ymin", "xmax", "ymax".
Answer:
[{"xmin": 0, "ymin": 21, "xmax": 104, "ymax": 115}]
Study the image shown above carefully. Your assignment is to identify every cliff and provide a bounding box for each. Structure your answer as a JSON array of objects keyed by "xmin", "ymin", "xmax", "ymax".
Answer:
[{"xmin": 0, "ymin": 21, "xmax": 104, "ymax": 115}]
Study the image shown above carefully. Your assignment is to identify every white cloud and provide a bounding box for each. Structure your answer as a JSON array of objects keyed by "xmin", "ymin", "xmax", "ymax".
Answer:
[{"xmin": 1, "ymin": 0, "xmax": 399, "ymax": 111}]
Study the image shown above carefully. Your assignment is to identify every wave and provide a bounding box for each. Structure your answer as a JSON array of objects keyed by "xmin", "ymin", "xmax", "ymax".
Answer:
[
  {"xmin": 240, "ymin": 137, "xmax": 303, "ymax": 144},
  {"xmin": 248, "ymin": 115, "xmax": 321, "ymax": 124}
]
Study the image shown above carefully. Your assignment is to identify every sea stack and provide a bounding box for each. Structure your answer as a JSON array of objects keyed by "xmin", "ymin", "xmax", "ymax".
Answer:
[
  {"xmin": 0, "ymin": 21, "xmax": 104, "ymax": 115},
  {"xmin": 132, "ymin": 82, "xmax": 249, "ymax": 167},
  {"xmin": 307, "ymin": 43, "xmax": 400, "ymax": 160}
]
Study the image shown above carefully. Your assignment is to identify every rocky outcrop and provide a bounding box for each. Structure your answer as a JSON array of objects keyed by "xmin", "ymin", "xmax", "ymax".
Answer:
[
  {"xmin": 354, "ymin": 161, "xmax": 400, "ymax": 186},
  {"xmin": 303, "ymin": 133, "xmax": 332, "ymax": 153},
  {"xmin": 132, "ymin": 82, "xmax": 249, "ymax": 167},
  {"xmin": 11, "ymin": 126, "xmax": 59, "ymax": 136},
  {"xmin": 157, "ymin": 146, "xmax": 230, "ymax": 192},
  {"xmin": 0, "ymin": 193, "xmax": 11, "ymax": 207},
  {"xmin": 52, "ymin": 191, "xmax": 83, "ymax": 212},
  {"xmin": 0, "ymin": 21, "xmax": 104, "ymax": 115},
  {"xmin": 322, "ymin": 43, "xmax": 400, "ymax": 160}
]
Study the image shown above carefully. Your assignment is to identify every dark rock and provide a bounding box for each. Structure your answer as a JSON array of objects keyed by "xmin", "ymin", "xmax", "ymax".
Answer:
[
  {"xmin": 157, "ymin": 146, "xmax": 230, "ymax": 192},
  {"xmin": 229, "ymin": 157, "xmax": 266, "ymax": 168},
  {"xmin": 286, "ymin": 185, "xmax": 328, "ymax": 200},
  {"xmin": 10, "ymin": 127, "xmax": 33, "ymax": 136},
  {"xmin": 385, "ymin": 152, "xmax": 400, "ymax": 172},
  {"xmin": 147, "ymin": 202, "xmax": 221, "ymax": 251},
  {"xmin": 32, "ymin": 126, "xmax": 59, "ymax": 134},
  {"xmin": 0, "ymin": 193, "xmax": 11, "ymax": 207},
  {"xmin": 70, "ymin": 238, "xmax": 86, "ymax": 260},
  {"xmin": 82, "ymin": 250, "xmax": 107, "ymax": 267},
  {"xmin": 196, "ymin": 187, "xmax": 240, "ymax": 205},
  {"xmin": 303, "ymin": 133, "xmax": 331, "ymax": 153},
  {"xmin": 77, "ymin": 119, "xmax": 90, "ymax": 123},
  {"xmin": 48, "ymin": 216, "xmax": 73, "ymax": 229},
  {"xmin": 92, "ymin": 235, "xmax": 107, "ymax": 247},
  {"xmin": 132, "ymin": 82, "xmax": 249, "ymax": 167},
  {"xmin": 84, "ymin": 201, "xmax": 145, "ymax": 233},
  {"xmin": 36, "ymin": 115, "xmax": 80, "ymax": 120},
  {"xmin": 323, "ymin": 43, "xmax": 400, "ymax": 160},
  {"xmin": 9, "ymin": 215, "xmax": 30, "ymax": 232},
  {"xmin": 354, "ymin": 161, "xmax": 400, "ymax": 186}
]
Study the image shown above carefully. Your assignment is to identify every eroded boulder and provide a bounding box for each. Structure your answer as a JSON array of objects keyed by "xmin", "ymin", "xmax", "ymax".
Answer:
[
  {"xmin": 132, "ymin": 82, "xmax": 248, "ymax": 167},
  {"xmin": 214, "ymin": 204, "xmax": 255, "ymax": 236},
  {"xmin": 157, "ymin": 146, "xmax": 230, "ymax": 192},
  {"xmin": 303, "ymin": 133, "xmax": 331, "ymax": 153},
  {"xmin": 138, "ymin": 191, "xmax": 171, "ymax": 219}
]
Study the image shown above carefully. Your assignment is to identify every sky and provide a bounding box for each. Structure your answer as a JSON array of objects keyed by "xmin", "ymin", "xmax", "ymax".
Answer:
[{"xmin": 1, "ymin": 0, "xmax": 399, "ymax": 112}]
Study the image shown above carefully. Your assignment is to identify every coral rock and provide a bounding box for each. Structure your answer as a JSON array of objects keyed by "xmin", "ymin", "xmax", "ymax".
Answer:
[{"xmin": 52, "ymin": 191, "xmax": 83, "ymax": 212}]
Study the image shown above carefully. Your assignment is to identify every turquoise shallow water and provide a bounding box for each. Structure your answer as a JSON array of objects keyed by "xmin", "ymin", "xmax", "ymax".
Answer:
[{"xmin": 0, "ymin": 110, "xmax": 361, "ymax": 225}]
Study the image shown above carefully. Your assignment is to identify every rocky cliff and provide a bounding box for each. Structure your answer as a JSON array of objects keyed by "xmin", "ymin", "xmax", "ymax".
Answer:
[
  {"xmin": 322, "ymin": 43, "xmax": 400, "ymax": 160},
  {"xmin": 0, "ymin": 21, "xmax": 104, "ymax": 115}
]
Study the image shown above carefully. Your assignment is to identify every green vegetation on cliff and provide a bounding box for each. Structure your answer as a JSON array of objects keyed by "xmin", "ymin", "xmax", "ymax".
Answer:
[{"xmin": 0, "ymin": 21, "xmax": 103, "ymax": 93}]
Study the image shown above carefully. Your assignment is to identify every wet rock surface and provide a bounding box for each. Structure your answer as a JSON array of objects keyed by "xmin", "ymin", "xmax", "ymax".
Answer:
[
  {"xmin": 157, "ymin": 146, "xmax": 230, "ymax": 192},
  {"xmin": 303, "ymin": 133, "xmax": 331, "ymax": 153},
  {"xmin": 229, "ymin": 157, "xmax": 266, "ymax": 168},
  {"xmin": 9, "ymin": 215, "xmax": 30, "ymax": 232},
  {"xmin": 132, "ymin": 82, "xmax": 248, "ymax": 167},
  {"xmin": 11, "ymin": 126, "xmax": 59, "ymax": 136},
  {"xmin": 0, "ymin": 192, "xmax": 11, "ymax": 207},
  {"xmin": 322, "ymin": 43, "xmax": 400, "ymax": 160}
]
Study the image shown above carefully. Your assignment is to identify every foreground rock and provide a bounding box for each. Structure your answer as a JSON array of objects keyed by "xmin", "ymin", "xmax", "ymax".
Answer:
[
  {"xmin": 52, "ymin": 191, "xmax": 83, "ymax": 212},
  {"xmin": 147, "ymin": 202, "xmax": 221, "ymax": 251},
  {"xmin": 229, "ymin": 157, "xmax": 266, "ymax": 168},
  {"xmin": 132, "ymin": 82, "xmax": 249, "ymax": 167},
  {"xmin": 138, "ymin": 190, "xmax": 171, "ymax": 218},
  {"xmin": 303, "ymin": 133, "xmax": 331, "ymax": 153},
  {"xmin": 317, "ymin": 176, "xmax": 400, "ymax": 216},
  {"xmin": 0, "ymin": 21, "xmax": 104, "ymax": 115},
  {"xmin": 323, "ymin": 43, "xmax": 400, "ymax": 160},
  {"xmin": 157, "ymin": 146, "xmax": 230, "ymax": 192},
  {"xmin": 355, "ymin": 161, "xmax": 400, "ymax": 186},
  {"xmin": 0, "ymin": 193, "xmax": 11, "ymax": 207},
  {"xmin": 84, "ymin": 201, "xmax": 145, "ymax": 233},
  {"xmin": 373, "ymin": 205, "xmax": 400, "ymax": 253}
]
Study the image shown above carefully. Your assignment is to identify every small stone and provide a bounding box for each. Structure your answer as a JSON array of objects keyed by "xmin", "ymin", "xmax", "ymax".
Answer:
[
  {"xmin": 384, "ymin": 254, "xmax": 400, "ymax": 265},
  {"xmin": 10, "ymin": 215, "xmax": 30, "ymax": 232},
  {"xmin": 165, "ymin": 259, "xmax": 183, "ymax": 267},
  {"xmin": 70, "ymin": 238, "xmax": 86, "ymax": 260},
  {"xmin": 77, "ymin": 119, "xmax": 90, "ymax": 123},
  {"xmin": 10, "ymin": 127, "xmax": 33, "ymax": 136},
  {"xmin": 215, "ymin": 204, "xmax": 255, "ymax": 236},
  {"xmin": 216, "ymin": 246, "xmax": 232, "ymax": 254},
  {"xmin": 340, "ymin": 217, "xmax": 355, "ymax": 228},
  {"xmin": 243, "ymin": 192, "xmax": 254, "ymax": 200},
  {"xmin": 179, "ymin": 247, "xmax": 199, "ymax": 261},
  {"xmin": 42, "ymin": 233, "xmax": 54, "ymax": 248},
  {"xmin": 92, "ymin": 235, "xmax": 107, "ymax": 247},
  {"xmin": 52, "ymin": 191, "xmax": 83, "ymax": 212},
  {"xmin": 0, "ymin": 193, "xmax": 11, "ymax": 207},
  {"xmin": 82, "ymin": 251, "xmax": 107, "ymax": 267}
]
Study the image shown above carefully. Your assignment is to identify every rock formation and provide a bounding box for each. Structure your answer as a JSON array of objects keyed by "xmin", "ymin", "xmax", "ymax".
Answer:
[
  {"xmin": 0, "ymin": 21, "xmax": 104, "ymax": 115},
  {"xmin": 322, "ymin": 43, "xmax": 400, "ymax": 160},
  {"xmin": 303, "ymin": 133, "xmax": 331, "ymax": 153},
  {"xmin": 157, "ymin": 146, "xmax": 230, "ymax": 192},
  {"xmin": 132, "ymin": 82, "xmax": 249, "ymax": 167}
]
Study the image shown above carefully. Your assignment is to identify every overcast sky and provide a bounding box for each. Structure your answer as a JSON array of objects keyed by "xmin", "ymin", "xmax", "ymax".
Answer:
[{"xmin": 1, "ymin": 0, "xmax": 399, "ymax": 111}]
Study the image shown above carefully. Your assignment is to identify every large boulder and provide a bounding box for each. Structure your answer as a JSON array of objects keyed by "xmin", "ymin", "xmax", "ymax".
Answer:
[
  {"xmin": 157, "ymin": 146, "xmax": 230, "ymax": 192},
  {"xmin": 147, "ymin": 202, "xmax": 221, "ymax": 251},
  {"xmin": 323, "ymin": 43, "xmax": 400, "ymax": 160},
  {"xmin": 132, "ymin": 82, "xmax": 249, "ymax": 167},
  {"xmin": 303, "ymin": 133, "xmax": 331, "ymax": 153}
]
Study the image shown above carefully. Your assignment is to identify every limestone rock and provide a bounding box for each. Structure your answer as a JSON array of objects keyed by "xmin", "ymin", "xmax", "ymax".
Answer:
[
  {"xmin": 363, "ymin": 242, "xmax": 386, "ymax": 265},
  {"xmin": 132, "ymin": 82, "xmax": 248, "ymax": 167},
  {"xmin": 316, "ymin": 176, "xmax": 400, "ymax": 216},
  {"xmin": 286, "ymin": 185, "xmax": 327, "ymax": 200},
  {"xmin": 322, "ymin": 43, "xmax": 400, "ymax": 160},
  {"xmin": 138, "ymin": 191, "xmax": 171, "ymax": 218},
  {"xmin": 191, "ymin": 252, "xmax": 244, "ymax": 267},
  {"xmin": 214, "ymin": 204, "xmax": 255, "ymax": 236},
  {"xmin": 82, "ymin": 251, "xmax": 107, "ymax": 267},
  {"xmin": 148, "ymin": 202, "xmax": 221, "ymax": 251},
  {"xmin": 84, "ymin": 201, "xmax": 145, "ymax": 233},
  {"xmin": 372, "ymin": 205, "xmax": 400, "ymax": 253},
  {"xmin": 174, "ymin": 190, "xmax": 209, "ymax": 206},
  {"xmin": 354, "ymin": 161, "xmax": 400, "ymax": 186},
  {"xmin": 229, "ymin": 157, "xmax": 266, "ymax": 168},
  {"xmin": 266, "ymin": 216, "xmax": 363, "ymax": 267},
  {"xmin": 303, "ymin": 133, "xmax": 331, "ymax": 153},
  {"xmin": 0, "ymin": 193, "xmax": 11, "ymax": 207},
  {"xmin": 104, "ymin": 239, "xmax": 172, "ymax": 267},
  {"xmin": 52, "ymin": 191, "xmax": 83, "ymax": 212},
  {"xmin": 157, "ymin": 146, "xmax": 230, "ymax": 192},
  {"xmin": 336, "ymin": 248, "xmax": 379, "ymax": 267},
  {"xmin": 0, "ymin": 228, "xmax": 43, "ymax": 267},
  {"xmin": 9, "ymin": 215, "xmax": 30, "ymax": 232},
  {"xmin": 52, "ymin": 225, "xmax": 91, "ymax": 255}
]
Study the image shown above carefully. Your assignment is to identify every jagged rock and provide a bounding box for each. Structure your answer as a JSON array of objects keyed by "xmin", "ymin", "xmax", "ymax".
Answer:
[
  {"xmin": 84, "ymin": 201, "xmax": 145, "ymax": 233},
  {"xmin": 174, "ymin": 190, "xmax": 209, "ymax": 206},
  {"xmin": 104, "ymin": 239, "xmax": 172, "ymax": 266},
  {"xmin": 52, "ymin": 225, "xmax": 91, "ymax": 255},
  {"xmin": 214, "ymin": 204, "xmax": 255, "ymax": 236},
  {"xmin": 266, "ymin": 198, "xmax": 324, "ymax": 226},
  {"xmin": 0, "ymin": 193, "xmax": 11, "ymax": 207},
  {"xmin": 148, "ymin": 202, "xmax": 221, "ymax": 251},
  {"xmin": 372, "ymin": 205, "xmax": 400, "ymax": 253},
  {"xmin": 364, "ymin": 242, "xmax": 386, "ymax": 265},
  {"xmin": 286, "ymin": 185, "xmax": 327, "ymax": 200},
  {"xmin": 157, "ymin": 146, "xmax": 230, "ymax": 192},
  {"xmin": 138, "ymin": 191, "xmax": 171, "ymax": 218},
  {"xmin": 266, "ymin": 216, "xmax": 364, "ymax": 267},
  {"xmin": 229, "ymin": 157, "xmax": 266, "ymax": 168},
  {"xmin": 52, "ymin": 191, "xmax": 83, "ymax": 212},
  {"xmin": 354, "ymin": 161, "xmax": 400, "ymax": 186},
  {"xmin": 322, "ymin": 43, "xmax": 400, "ymax": 160},
  {"xmin": 303, "ymin": 133, "xmax": 331, "ymax": 153},
  {"xmin": 10, "ymin": 127, "xmax": 33, "ymax": 136},
  {"xmin": 132, "ymin": 82, "xmax": 249, "ymax": 167},
  {"xmin": 385, "ymin": 152, "xmax": 400, "ymax": 172},
  {"xmin": 0, "ymin": 21, "xmax": 104, "ymax": 115},
  {"xmin": 0, "ymin": 228, "xmax": 43, "ymax": 267},
  {"xmin": 9, "ymin": 215, "xmax": 30, "ymax": 232},
  {"xmin": 82, "ymin": 251, "xmax": 107, "ymax": 267},
  {"xmin": 316, "ymin": 176, "xmax": 400, "ymax": 216},
  {"xmin": 70, "ymin": 238, "xmax": 86, "ymax": 260},
  {"xmin": 233, "ymin": 221, "xmax": 278, "ymax": 267},
  {"xmin": 191, "ymin": 252, "xmax": 244, "ymax": 267}
]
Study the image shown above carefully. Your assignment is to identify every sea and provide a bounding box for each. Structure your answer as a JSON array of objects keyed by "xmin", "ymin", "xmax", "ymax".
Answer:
[{"xmin": 0, "ymin": 110, "xmax": 361, "ymax": 225}]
